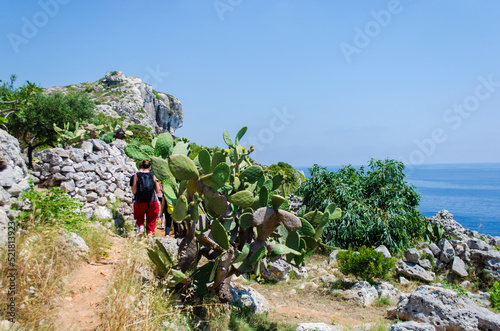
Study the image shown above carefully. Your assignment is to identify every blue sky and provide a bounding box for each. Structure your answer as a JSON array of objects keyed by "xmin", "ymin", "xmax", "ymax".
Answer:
[{"xmin": 2, "ymin": 0, "xmax": 500, "ymax": 167}]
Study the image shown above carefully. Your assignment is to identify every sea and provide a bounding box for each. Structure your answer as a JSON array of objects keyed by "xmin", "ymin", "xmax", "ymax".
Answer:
[{"xmin": 296, "ymin": 163, "xmax": 500, "ymax": 237}]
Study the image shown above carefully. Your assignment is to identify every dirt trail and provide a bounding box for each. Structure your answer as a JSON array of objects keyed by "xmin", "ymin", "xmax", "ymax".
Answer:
[{"xmin": 56, "ymin": 235, "xmax": 124, "ymax": 331}]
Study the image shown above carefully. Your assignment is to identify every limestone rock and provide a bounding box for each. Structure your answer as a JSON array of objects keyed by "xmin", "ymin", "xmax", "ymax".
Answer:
[
  {"xmin": 260, "ymin": 258, "xmax": 292, "ymax": 282},
  {"xmin": 388, "ymin": 321, "xmax": 436, "ymax": 331},
  {"xmin": 94, "ymin": 206, "xmax": 112, "ymax": 219},
  {"xmin": 427, "ymin": 210, "xmax": 469, "ymax": 241},
  {"xmin": 451, "ymin": 256, "xmax": 468, "ymax": 277},
  {"xmin": 375, "ymin": 245, "xmax": 392, "ymax": 258},
  {"xmin": 405, "ymin": 248, "xmax": 420, "ymax": 264},
  {"xmin": 438, "ymin": 239, "xmax": 455, "ymax": 264},
  {"xmin": 328, "ymin": 250, "xmax": 342, "ymax": 265},
  {"xmin": 376, "ymin": 281, "xmax": 400, "ymax": 302},
  {"xmin": 296, "ymin": 323, "xmax": 337, "ymax": 331},
  {"xmin": 229, "ymin": 283, "xmax": 269, "ymax": 314},
  {"xmin": 155, "ymin": 236, "xmax": 179, "ymax": 260},
  {"xmin": 389, "ymin": 285, "xmax": 500, "ymax": 330},
  {"xmin": 467, "ymin": 238, "xmax": 491, "ymax": 251},
  {"xmin": 418, "ymin": 259, "xmax": 432, "ymax": 270},
  {"xmin": 396, "ymin": 261, "xmax": 434, "ymax": 282},
  {"xmin": 428, "ymin": 243, "xmax": 441, "ymax": 258},
  {"xmin": 67, "ymin": 232, "xmax": 89, "ymax": 256},
  {"xmin": 345, "ymin": 281, "xmax": 378, "ymax": 306}
]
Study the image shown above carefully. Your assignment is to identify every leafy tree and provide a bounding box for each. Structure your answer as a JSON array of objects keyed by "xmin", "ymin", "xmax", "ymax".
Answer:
[
  {"xmin": 296, "ymin": 159, "xmax": 425, "ymax": 252},
  {"xmin": 266, "ymin": 162, "xmax": 306, "ymax": 196},
  {"xmin": 8, "ymin": 92, "xmax": 95, "ymax": 168},
  {"xmin": 0, "ymin": 75, "xmax": 42, "ymax": 129}
]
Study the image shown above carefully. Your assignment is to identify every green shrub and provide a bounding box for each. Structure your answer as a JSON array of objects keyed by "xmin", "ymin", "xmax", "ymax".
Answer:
[
  {"xmin": 297, "ymin": 159, "xmax": 425, "ymax": 252},
  {"xmin": 266, "ymin": 162, "xmax": 306, "ymax": 196},
  {"xmin": 125, "ymin": 124, "xmax": 153, "ymax": 146},
  {"xmin": 337, "ymin": 246, "xmax": 395, "ymax": 282},
  {"xmin": 489, "ymin": 281, "xmax": 500, "ymax": 309}
]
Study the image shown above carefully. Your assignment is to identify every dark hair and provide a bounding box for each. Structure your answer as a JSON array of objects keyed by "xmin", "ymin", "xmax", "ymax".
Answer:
[{"xmin": 140, "ymin": 160, "xmax": 151, "ymax": 169}]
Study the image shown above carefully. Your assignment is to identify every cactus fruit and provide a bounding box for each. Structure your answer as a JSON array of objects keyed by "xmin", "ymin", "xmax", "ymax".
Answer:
[
  {"xmin": 239, "ymin": 165, "xmax": 263, "ymax": 184},
  {"xmin": 212, "ymin": 162, "xmax": 230, "ymax": 191},
  {"xmin": 211, "ymin": 219, "xmax": 230, "ymax": 250},
  {"xmin": 198, "ymin": 149, "xmax": 211, "ymax": 173},
  {"xmin": 168, "ymin": 154, "xmax": 199, "ymax": 180},
  {"xmin": 229, "ymin": 190, "xmax": 254, "ymax": 208},
  {"xmin": 172, "ymin": 195, "xmax": 188, "ymax": 223},
  {"xmin": 124, "ymin": 144, "xmax": 151, "ymax": 161},
  {"xmin": 155, "ymin": 132, "xmax": 174, "ymax": 158}
]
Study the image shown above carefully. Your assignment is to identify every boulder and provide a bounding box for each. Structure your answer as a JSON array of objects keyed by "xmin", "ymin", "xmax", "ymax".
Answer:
[
  {"xmin": 396, "ymin": 261, "xmax": 435, "ymax": 282},
  {"xmin": 67, "ymin": 232, "xmax": 89, "ymax": 256},
  {"xmin": 260, "ymin": 258, "xmax": 292, "ymax": 282},
  {"xmin": 375, "ymin": 245, "xmax": 392, "ymax": 258},
  {"xmin": 427, "ymin": 210, "xmax": 469, "ymax": 241},
  {"xmin": 418, "ymin": 259, "xmax": 432, "ymax": 270},
  {"xmin": 345, "ymin": 281, "xmax": 378, "ymax": 306},
  {"xmin": 467, "ymin": 238, "xmax": 491, "ymax": 251},
  {"xmin": 428, "ymin": 243, "xmax": 441, "ymax": 258},
  {"xmin": 155, "ymin": 236, "xmax": 179, "ymax": 260},
  {"xmin": 296, "ymin": 323, "xmax": 337, "ymax": 331},
  {"xmin": 405, "ymin": 248, "xmax": 420, "ymax": 264},
  {"xmin": 93, "ymin": 206, "xmax": 112, "ymax": 220},
  {"xmin": 451, "ymin": 256, "xmax": 468, "ymax": 277},
  {"xmin": 376, "ymin": 281, "xmax": 400, "ymax": 302},
  {"xmin": 229, "ymin": 283, "xmax": 269, "ymax": 314},
  {"xmin": 388, "ymin": 321, "xmax": 436, "ymax": 331},
  {"xmin": 438, "ymin": 239, "xmax": 455, "ymax": 264},
  {"xmin": 328, "ymin": 250, "xmax": 342, "ymax": 265},
  {"xmin": 389, "ymin": 285, "xmax": 500, "ymax": 330}
]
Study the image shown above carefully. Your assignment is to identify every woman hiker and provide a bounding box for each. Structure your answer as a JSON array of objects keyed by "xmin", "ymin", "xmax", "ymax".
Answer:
[{"xmin": 131, "ymin": 160, "xmax": 161, "ymax": 235}]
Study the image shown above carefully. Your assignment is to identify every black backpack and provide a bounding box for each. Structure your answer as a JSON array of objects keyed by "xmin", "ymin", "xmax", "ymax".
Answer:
[{"xmin": 136, "ymin": 172, "xmax": 155, "ymax": 202}]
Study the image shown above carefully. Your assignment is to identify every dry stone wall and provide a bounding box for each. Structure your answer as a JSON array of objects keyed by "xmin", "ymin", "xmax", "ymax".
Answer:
[{"xmin": 31, "ymin": 139, "xmax": 137, "ymax": 220}]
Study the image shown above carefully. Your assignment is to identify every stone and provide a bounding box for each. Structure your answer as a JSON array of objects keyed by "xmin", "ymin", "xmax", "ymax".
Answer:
[
  {"xmin": 69, "ymin": 148, "xmax": 85, "ymax": 163},
  {"xmin": 0, "ymin": 187, "xmax": 10, "ymax": 206},
  {"xmin": 60, "ymin": 180, "xmax": 76, "ymax": 193},
  {"xmin": 328, "ymin": 250, "xmax": 342, "ymax": 265},
  {"xmin": 375, "ymin": 245, "xmax": 392, "ymax": 258},
  {"xmin": 438, "ymin": 239, "xmax": 455, "ymax": 264},
  {"xmin": 467, "ymin": 238, "xmax": 491, "ymax": 251},
  {"xmin": 67, "ymin": 232, "xmax": 89, "ymax": 256},
  {"xmin": 93, "ymin": 206, "xmax": 112, "ymax": 219},
  {"xmin": 396, "ymin": 261, "xmax": 435, "ymax": 282},
  {"xmin": 261, "ymin": 258, "xmax": 292, "ymax": 282},
  {"xmin": 427, "ymin": 210, "xmax": 469, "ymax": 241},
  {"xmin": 429, "ymin": 243, "xmax": 441, "ymax": 258},
  {"xmin": 296, "ymin": 323, "xmax": 336, "ymax": 331},
  {"xmin": 86, "ymin": 192, "xmax": 99, "ymax": 202},
  {"xmin": 399, "ymin": 276, "xmax": 410, "ymax": 285},
  {"xmin": 7, "ymin": 179, "xmax": 30, "ymax": 197},
  {"xmin": 418, "ymin": 259, "xmax": 432, "ymax": 270},
  {"xmin": 80, "ymin": 140, "xmax": 94, "ymax": 154},
  {"xmin": 376, "ymin": 281, "xmax": 400, "ymax": 302},
  {"xmin": 0, "ymin": 166, "xmax": 24, "ymax": 187},
  {"xmin": 388, "ymin": 321, "xmax": 436, "ymax": 331},
  {"xmin": 451, "ymin": 256, "xmax": 468, "ymax": 277},
  {"xmin": 420, "ymin": 247, "xmax": 435, "ymax": 260},
  {"xmin": 389, "ymin": 285, "xmax": 500, "ymax": 330},
  {"xmin": 229, "ymin": 283, "xmax": 269, "ymax": 314},
  {"xmin": 155, "ymin": 236, "xmax": 179, "ymax": 259},
  {"xmin": 345, "ymin": 281, "xmax": 378, "ymax": 306},
  {"xmin": 0, "ymin": 209, "xmax": 8, "ymax": 246},
  {"xmin": 90, "ymin": 139, "xmax": 108, "ymax": 152},
  {"xmin": 405, "ymin": 248, "xmax": 420, "ymax": 264},
  {"xmin": 97, "ymin": 197, "xmax": 108, "ymax": 205},
  {"xmin": 61, "ymin": 166, "xmax": 75, "ymax": 173}
]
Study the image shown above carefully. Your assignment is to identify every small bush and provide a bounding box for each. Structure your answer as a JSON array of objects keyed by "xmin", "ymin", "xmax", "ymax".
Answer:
[
  {"xmin": 489, "ymin": 281, "xmax": 500, "ymax": 309},
  {"xmin": 337, "ymin": 246, "xmax": 395, "ymax": 282}
]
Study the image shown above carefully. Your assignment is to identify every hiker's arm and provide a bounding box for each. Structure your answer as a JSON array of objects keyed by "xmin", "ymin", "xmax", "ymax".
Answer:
[
  {"xmin": 131, "ymin": 175, "xmax": 137, "ymax": 195},
  {"xmin": 154, "ymin": 176, "xmax": 161, "ymax": 193}
]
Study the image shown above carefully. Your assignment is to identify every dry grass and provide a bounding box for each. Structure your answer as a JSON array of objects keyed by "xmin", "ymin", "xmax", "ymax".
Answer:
[
  {"xmin": 97, "ymin": 238, "xmax": 191, "ymax": 330},
  {"xmin": 0, "ymin": 227, "xmax": 80, "ymax": 329}
]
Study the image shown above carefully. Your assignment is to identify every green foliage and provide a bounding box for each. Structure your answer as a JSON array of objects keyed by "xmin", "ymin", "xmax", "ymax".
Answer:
[
  {"xmin": 7, "ymin": 91, "xmax": 95, "ymax": 167},
  {"xmin": 0, "ymin": 75, "xmax": 42, "ymax": 129},
  {"xmin": 15, "ymin": 187, "xmax": 87, "ymax": 232},
  {"xmin": 266, "ymin": 163, "xmax": 306, "ymax": 196},
  {"xmin": 125, "ymin": 124, "xmax": 153, "ymax": 146},
  {"xmin": 423, "ymin": 222, "xmax": 445, "ymax": 243},
  {"xmin": 297, "ymin": 159, "xmax": 425, "ymax": 252},
  {"xmin": 489, "ymin": 281, "xmax": 500, "ymax": 309},
  {"xmin": 337, "ymin": 246, "xmax": 395, "ymax": 282}
]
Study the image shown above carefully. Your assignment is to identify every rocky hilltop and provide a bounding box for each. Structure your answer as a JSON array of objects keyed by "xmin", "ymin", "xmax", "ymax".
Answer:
[{"xmin": 45, "ymin": 71, "xmax": 183, "ymax": 134}]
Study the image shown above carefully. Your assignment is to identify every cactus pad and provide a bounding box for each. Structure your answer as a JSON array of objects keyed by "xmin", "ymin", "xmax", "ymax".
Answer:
[
  {"xmin": 271, "ymin": 195, "xmax": 286, "ymax": 210},
  {"xmin": 212, "ymin": 162, "xmax": 230, "ymax": 191},
  {"xmin": 229, "ymin": 190, "xmax": 254, "ymax": 208},
  {"xmin": 155, "ymin": 132, "xmax": 174, "ymax": 158},
  {"xmin": 168, "ymin": 154, "xmax": 199, "ymax": 180},
  {"xmin": 211, "ymin": 219, "xmax": 230, "ymax": 250},
  {"xmin": 239, "ymin": 165, "xmax": 263, "ymax": 184},
  {"xmin": 198, "ymin": 149, "xmax": 211, "ymax": 173},
  {"xmin": 124, "ymin": 144, "xmax": 151, "ymax": 161}
]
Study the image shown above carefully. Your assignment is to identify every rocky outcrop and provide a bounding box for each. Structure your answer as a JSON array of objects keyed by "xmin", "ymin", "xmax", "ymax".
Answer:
[
  {"xmin": 31, "ymin": 139, "xmax": 136, "ymax": 219},
  {"xmin": 45, "ymin": 71, "xmax": 183, "ymax": 135},
  {"xmin": 0, "ymin": 130, "xmax": 31, "ymax": 245},
  {"xmin": 388, "ymin": 321, "xmax": 436, "ymax": 331},
  {"xmin": 388, "ymin": 285, "xmax": 500, "ymax": 331}
]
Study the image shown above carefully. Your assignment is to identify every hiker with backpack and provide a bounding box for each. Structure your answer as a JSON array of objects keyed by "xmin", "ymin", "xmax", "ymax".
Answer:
[{"xmin": 131, "ymin": 160, "xmax": 161, "ymax": 235}]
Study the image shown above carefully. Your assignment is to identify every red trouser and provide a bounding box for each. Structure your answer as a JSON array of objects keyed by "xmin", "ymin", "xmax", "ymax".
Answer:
[{"xmin": 133, "ymin": 200, "xmax": 159, "ymax": 235}]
